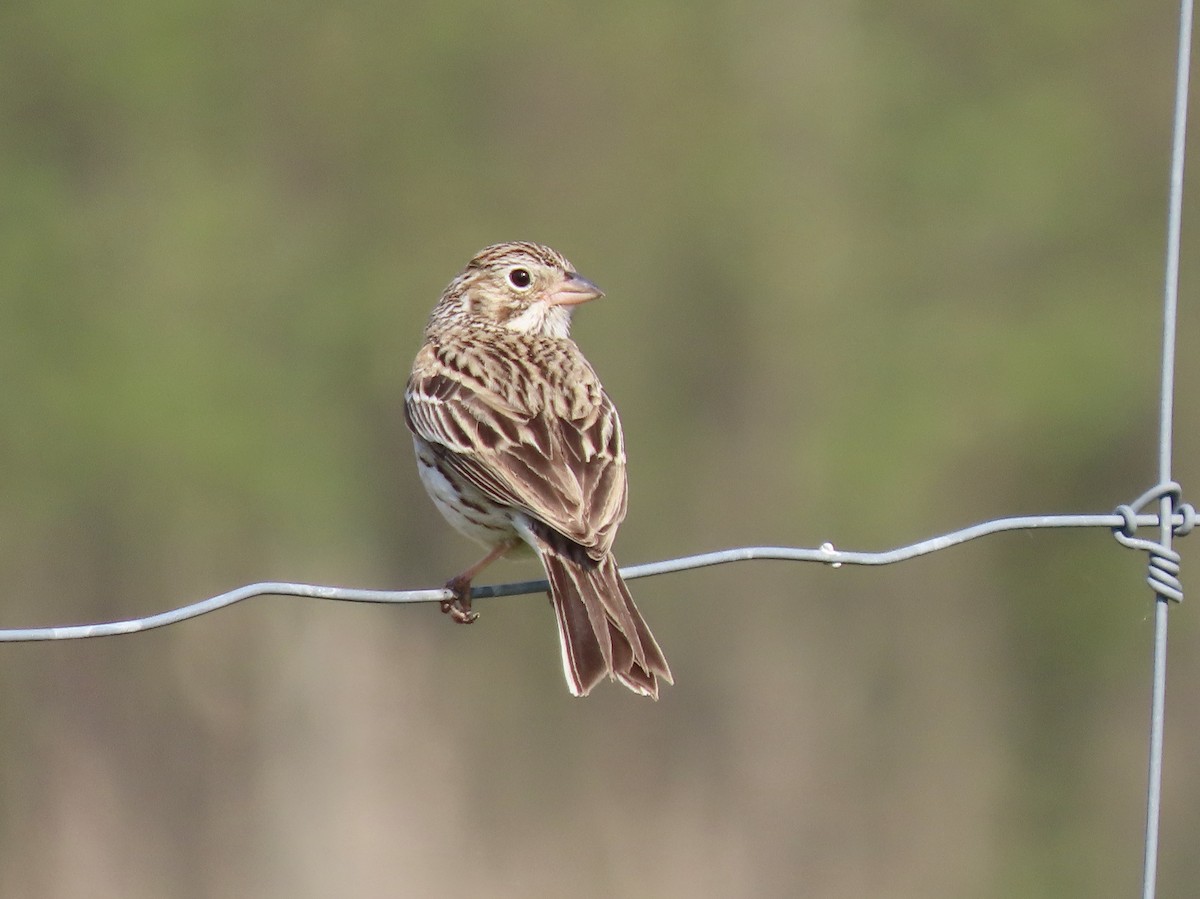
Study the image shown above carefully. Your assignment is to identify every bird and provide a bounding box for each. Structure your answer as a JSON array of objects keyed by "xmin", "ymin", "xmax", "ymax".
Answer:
[{"xmin": 404, "ymin": 241, "xmax": 672, "ymax": 698}]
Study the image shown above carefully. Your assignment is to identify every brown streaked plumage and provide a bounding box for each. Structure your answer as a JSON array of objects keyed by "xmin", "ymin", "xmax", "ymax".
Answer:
[{"xmin": 404, "ymin": 241, "xmax": 671, "ymax": 698}]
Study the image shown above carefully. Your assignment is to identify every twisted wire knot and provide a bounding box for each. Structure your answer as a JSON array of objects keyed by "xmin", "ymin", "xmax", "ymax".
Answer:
[{"xmin": 1112, "ymin": 482, "xmax": 1194, "ymax": 603}]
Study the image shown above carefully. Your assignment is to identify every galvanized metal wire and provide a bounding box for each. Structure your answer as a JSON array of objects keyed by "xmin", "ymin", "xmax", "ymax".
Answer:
[
  {"xmin": 0, "ymin": 508, "xmax": 1190, "ymax": 643},
  {"xmin": 1141, "ymin": 0, "xmax": 1194, "ymax": 895}
]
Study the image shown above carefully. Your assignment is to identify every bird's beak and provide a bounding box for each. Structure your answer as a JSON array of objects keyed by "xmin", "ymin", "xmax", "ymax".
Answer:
[{"xmin": 547, "ymin": 272, "xmax": 604, "ymax": 306}]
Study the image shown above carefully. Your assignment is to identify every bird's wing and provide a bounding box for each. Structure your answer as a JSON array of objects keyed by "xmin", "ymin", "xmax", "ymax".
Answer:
[{"xmin": 404, "ymin": 343, "xmax": 627, "ymax": 556}]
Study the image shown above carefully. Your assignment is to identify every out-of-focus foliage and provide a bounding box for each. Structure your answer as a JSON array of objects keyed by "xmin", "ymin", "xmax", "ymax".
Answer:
[{"xmin": 1, "ymin": 2, "xmax": 1197, "ymax": 897}]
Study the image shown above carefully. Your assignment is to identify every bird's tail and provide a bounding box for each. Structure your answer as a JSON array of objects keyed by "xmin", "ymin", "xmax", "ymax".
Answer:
[{"xmin": 538, "ymin": 545, "xmax": 672, "ymax": 698}]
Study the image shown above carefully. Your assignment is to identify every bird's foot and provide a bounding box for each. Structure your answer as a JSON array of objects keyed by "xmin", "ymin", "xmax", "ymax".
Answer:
[{"xmin": 441, "ymin": 575, "xmax": 479, "ymax": 624}]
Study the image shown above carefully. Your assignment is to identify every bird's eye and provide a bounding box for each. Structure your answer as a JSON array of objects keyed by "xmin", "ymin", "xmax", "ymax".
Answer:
[{"xmin": 508, "ymin": 267, "xmax": 533, "ymax": 289}]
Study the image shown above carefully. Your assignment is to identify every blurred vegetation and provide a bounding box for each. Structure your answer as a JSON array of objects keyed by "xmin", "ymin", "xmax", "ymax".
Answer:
[{"xmin": 1, "ymin": 1, "xmax": 1198, "ymax": 897}]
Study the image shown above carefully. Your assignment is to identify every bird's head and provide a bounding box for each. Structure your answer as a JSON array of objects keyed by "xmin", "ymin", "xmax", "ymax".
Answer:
[{"xmin": 431, "ymin": 241, "xmax": 604, "ymax": 340}]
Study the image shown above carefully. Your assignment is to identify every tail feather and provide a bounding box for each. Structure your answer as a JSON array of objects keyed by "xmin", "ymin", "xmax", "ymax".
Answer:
[
  {"xmin": 613, "ymin": 565, "xmax": 672, "ymax": 689},
  {"xmin": 540, "ymin": 545, "xmax": 672, "ymax": 699},
  {"xmin": 545, "ymin": 558, "xmax": 610, "ymax": 696}
]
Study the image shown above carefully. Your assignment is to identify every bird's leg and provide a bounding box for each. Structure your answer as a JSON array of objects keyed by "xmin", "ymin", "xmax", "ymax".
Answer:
[{"xmin": 443, "ymin": 540, "xmax": 516, "ymax": 623}]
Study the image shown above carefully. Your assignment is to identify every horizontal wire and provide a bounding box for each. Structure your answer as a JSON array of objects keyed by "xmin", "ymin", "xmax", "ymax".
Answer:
[{"xmin": 0, "ymin": 511, "xmax": 1180, "ymax": 642}]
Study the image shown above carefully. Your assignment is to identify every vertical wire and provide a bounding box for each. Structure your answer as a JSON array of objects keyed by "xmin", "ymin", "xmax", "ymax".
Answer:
[{"xmin": 1143, "ymin": 1, "xmax": 1193, "ymax": 897}]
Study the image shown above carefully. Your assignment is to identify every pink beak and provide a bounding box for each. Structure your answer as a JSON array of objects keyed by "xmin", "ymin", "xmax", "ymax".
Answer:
[{"xmin": 547, "ymin": 272, "xmax": 604, "ymax": 306}]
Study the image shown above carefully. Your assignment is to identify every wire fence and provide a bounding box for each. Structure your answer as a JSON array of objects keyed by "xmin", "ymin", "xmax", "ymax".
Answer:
[
  {"xmin": 1, "ymin": 3, "xmax": 1194, "ymax": 897},
  {"xmin": 0, "ymin": 504, "xmax": 1189, "ymax": 643},
  {"xmin": 1140, "ymin": 1, "xmax": 1194, "ymax": 896}
]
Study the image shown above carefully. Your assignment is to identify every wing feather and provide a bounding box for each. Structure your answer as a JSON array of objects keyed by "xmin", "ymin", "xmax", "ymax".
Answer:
[{"xmin": 405, "ymin": 340, "xmax": 627, "ymax": 556}]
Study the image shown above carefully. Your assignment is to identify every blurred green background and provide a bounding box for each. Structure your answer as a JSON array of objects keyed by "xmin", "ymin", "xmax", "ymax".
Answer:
[{"xmin": 1, "ymin": 1, "xmax": 1198, "ymax": 897}]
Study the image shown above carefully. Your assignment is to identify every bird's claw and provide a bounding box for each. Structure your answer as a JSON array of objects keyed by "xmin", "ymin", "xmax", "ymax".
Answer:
[
  {"xmin": 442, "ymin": 578, "xmax": 478, "ymax": 624},
  {"xmin": 441, "ymin": 599, "xmax": 479, "ymax": 624}
]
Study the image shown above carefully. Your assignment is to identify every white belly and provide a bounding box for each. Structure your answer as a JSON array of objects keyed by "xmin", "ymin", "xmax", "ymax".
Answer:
[{"xmin": 414, "ymin": 437, "xmax": 520, "ymax": 548}]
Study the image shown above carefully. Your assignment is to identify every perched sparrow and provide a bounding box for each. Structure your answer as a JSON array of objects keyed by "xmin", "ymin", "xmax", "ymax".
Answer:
[{"xmin": 404, "ymin": 242, "xmax": 672, "ymax": 698}]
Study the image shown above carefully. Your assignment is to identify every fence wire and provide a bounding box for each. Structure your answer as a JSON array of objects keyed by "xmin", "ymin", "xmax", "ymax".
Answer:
[
  {"xmin": 0, "ymin": 506, "xmax": 1191, "ymax": 644},
  {"xmin": 1140, "ymin": 1, "xmax": 1194, "ymax": 897},
  {"xmin": 0, "ymin": 2, "xmax": 1194, "ymax": 897}
]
